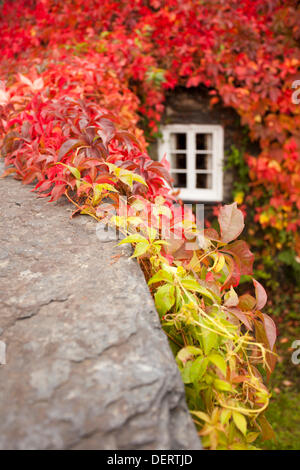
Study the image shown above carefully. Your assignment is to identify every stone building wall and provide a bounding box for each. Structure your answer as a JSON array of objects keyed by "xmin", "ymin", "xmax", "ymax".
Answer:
[{"xmin": 148, "ymin": 86, "xmax": 260, "ymax": 215}]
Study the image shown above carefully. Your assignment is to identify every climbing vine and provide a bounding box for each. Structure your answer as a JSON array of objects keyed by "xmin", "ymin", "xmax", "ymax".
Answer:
[
  {"xmin": 1, "ymin": 81, "xmax": 277, "ymax": 448},
  {"xmin": 0, "ymin": 0, "xmax": 299, "ymax": 261}
]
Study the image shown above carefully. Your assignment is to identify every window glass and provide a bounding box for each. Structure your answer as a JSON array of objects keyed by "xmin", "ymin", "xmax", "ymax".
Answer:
[
  {"xmin": 171, "ymin": 153, "xmax": 187, "ymax": 170},
  {"xmin": 171, "ymin": 172, "xmax": 187, "ymax": 188},
  {"xmin": 196, "ymin": 154, "xmax": 212, "ymax": 170},
  {"xmin": 170, "ymin": 133, "xmax": 186, "ymax": 150},
  {"xmin": 196, "ymin": 133, "xmax": 212, "ymax": 151},
  {"xmin": 196, "ymin": 173, "xmax": 212, "ymax": 189},
  {"xmin": 158, "ymin": 125, "xmax": 223, "ymax": 201}
]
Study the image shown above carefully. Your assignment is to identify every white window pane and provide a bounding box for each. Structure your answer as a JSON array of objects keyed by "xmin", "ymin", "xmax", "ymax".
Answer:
[
  {"xmin": 170, "ymin": 133, "xmax": 186, "ymax": 150},
  {"xmin": 171, "ymin": 172, "xmax": 187, "ymax": 188},
  {"xmin": 196, "ymin": 173, "xmax": 212, "ymax": 189},
  {"xmin": 171, "ymin": 153, "xmax": 187, "ymax": 170},
  {"xmin": 158, "ymin": 125, "xmax": 223, "ymax": 201},
  {"xmin": 196, "ymin": 133, "xmax": 212, "ymax": 150},
  {"xmin": 196, "ymin": 153, "xmax": 212, "ymax": 170}
]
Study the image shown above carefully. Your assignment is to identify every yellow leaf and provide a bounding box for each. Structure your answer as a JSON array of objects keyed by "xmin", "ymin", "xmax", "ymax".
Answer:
[
  {"xmin": 259, "ymin": 213, "xmax": 270, "ymax": 225},
  {"xmin": 208, "ymin": 353, "xmax": 227, "ymax": 376},
  {"xmin": 234, "ymin": 191, "xmax": 244, "ymax": 205},
  {"xmin": 232, "ymin": 411, "xmax": 247, "ymax": 436},
  {"xmin": 214, "ymin": 254, "xmax": 225, "ymax": 273},
  {"xmin": 187, "ymin": 251, "xmax": 201, "ymax": 271},
  {"xmin": 268, "ymin": 160, "xmax": 281, "ymax": 172},
  {"xmin": 190, "ymin": 410, "xmax": 211, "ymax": 423}
]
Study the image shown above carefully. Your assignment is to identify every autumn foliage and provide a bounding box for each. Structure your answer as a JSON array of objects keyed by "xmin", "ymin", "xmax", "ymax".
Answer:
[
  {"xmin": 1, "ymin": 0, "xmax": 298, "ymax": 449},
  {"xmin": 1, "ymin": 0, "xmax": 300, "ymax": 255},
  {"xmin": 1, "ymin": 86, "xmax": 277, "ymax": 447}
]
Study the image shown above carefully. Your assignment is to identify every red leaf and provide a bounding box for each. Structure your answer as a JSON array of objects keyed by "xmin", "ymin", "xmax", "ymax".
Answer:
[
  {"xmin": 222, "ymin": 254, "xmax": 240, "ymax": 290},
  {"xmin": 258, "ymin": 415, "xmax": 276, "ymax": 441},
  {"xmin": 205, "ymin": 272, "xmax": 214, "ymax": 282},
  {"xmin": 58, "ymin": 139, "xmax": 83, "ymax": 161},
  {"xmin": 223, "ymin": 240, "xmax": 254, "ymax": 275},
  {"xmin": 115, "ymin": 131, "xmax": 141, "ymax": 152},
  {"xmin": 253, "ymin": 279, "xmax": 267, "ymax": 311},
  {"xmin": 228, "ymin": 307, "xmax": 253, "ymax": 330},
  {"xmin": 144, "ymin": 160, "xmax": 173, "ymax": 186},
  {"xmin": 262, "ymin": 313, "xmax": 277, "ymax": 350},
  {"xmin": 204, "ymin": 228, "xmax": 220, "ymax": 241},
  {"xmin": 97, "ymin": 117, "xmax": 116, "ymax": 148},
  {"xmin": 49, "ymin": 184, "xmax": 66, "ymax": 202},
  {"xmin": 35, "ymin": 180, "xmax": 53, "ymax": 192},
  {"xmin": 0, "ymin": 167, "xmax": 17, "ymax": 178},
  {"xmin": 187, "ymin": 75, "xmax": 202, "ymax": 87},
  {"xmin": 238, "ymin": 293, "xmax": 256, "ymax": 311},
  {"xmin": 218, "ymin": 202, "xmax": 245, "ymax": 244}
]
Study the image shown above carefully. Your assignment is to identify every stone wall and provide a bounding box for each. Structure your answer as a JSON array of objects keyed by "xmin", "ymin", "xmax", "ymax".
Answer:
[{"xmin": 0, "ymin": 168, "xmax": 201, "ymax": 450}]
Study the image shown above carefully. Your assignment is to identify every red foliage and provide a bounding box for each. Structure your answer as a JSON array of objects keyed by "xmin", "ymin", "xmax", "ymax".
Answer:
[{"xmin": 0, "ymin": 0, "xmax": 299, "ymax": 253}]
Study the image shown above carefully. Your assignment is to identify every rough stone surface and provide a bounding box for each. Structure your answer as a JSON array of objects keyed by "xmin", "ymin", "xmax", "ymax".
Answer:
[{"xmin": 0, "ymin": 166, "xmax": 201, "ymax": 450}]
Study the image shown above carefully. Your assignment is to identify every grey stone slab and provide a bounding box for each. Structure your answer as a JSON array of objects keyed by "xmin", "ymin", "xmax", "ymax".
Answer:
[{"xmin": 0, "ymin": 167, "xmax": 201, "ymax": 450}]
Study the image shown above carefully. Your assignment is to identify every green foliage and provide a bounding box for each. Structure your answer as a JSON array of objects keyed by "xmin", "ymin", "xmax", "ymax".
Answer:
[
  {"xmin": 262, "ymin": 392, "xmax": 300, "ymax": 450},
  {"xmin": 225, "ymin": 144, "xmax": 249, "ymax": 198},
  {"xmin": 115, "ymin": 201, "xmax": 277, "ymax": 450}
]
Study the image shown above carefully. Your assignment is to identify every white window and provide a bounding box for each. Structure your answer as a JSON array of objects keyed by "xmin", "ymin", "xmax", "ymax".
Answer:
[{"xmin": 158, "ymin": 124, "xmax": 224, "ymax": 201}]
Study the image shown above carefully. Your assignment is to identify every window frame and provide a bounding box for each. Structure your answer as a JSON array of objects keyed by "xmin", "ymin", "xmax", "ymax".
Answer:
[{"xmin": 158, "ymin": 124, "xmax": 224, "ymax": 201}]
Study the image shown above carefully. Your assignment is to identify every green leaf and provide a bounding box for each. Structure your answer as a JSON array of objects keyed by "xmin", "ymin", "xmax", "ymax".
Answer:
[
  {"xmin": 180, "ymin": 279, "xmax": 218, "ymax": 303},
  {"xmin": 131, "ymin": 240, "xmax": 149, "ymax": 258},
  {"xmin": 190, "ymin": 356, "xmax": 208, "ymax": 383},
  {"xmin": 175, "ymin": 285, "xmax": 182, "ymax": 312},
  {"xmin": 190, "ymin": 410, "xmax": 210, "ymax": 423},
  {"xmin": 181, "ymin": 361, "xmax": 193, "ymax": 384},
  {"xmin": 132, "ymin": 173, "xmax": 147, "ymax": 186},
  {"xmin": 208, "ymin": 354, "xmax": 227, "ymax": 376},
  {"xmin": 69, "ymin": 166, "xmax": 81, "ymax": 180},
  {"xmin": 177, "ymin": 348, "xmax": 193, "ymax": 364},
  {"xmin": 213, "ymin": 378, "xmax": 232, "ymax": 392},
  {"xmin": 57, "ymin": 163, "xmax": 81, "ymax": 180},
  {"xmin": 201, "ymin": 326, "xmax": 219, "ymax": 355},
  {"xmin": 147, "ymin": 226, "xmax": 157, "ymax": 242},
  {"xmin": 118, "ymin": 234, "xmax": 148, "ymax": 245},
  {"xmin": 220, "ymin": 409, "xmax": 231, "ymax": 426},
  {"xmin": 95, "ymin": 183, "xmax": 118, "ymax": 193},
  {"xmin": 246, "ymin": 432, "xmax": 260, "ymax": 443},
  {"xmin": 232, "ymin": 411, "xmax": 247, "ymax": 436},
  {"xmin": 177, "ymin": 346, "xmax": 202, "ymax": 364},
  {"xmin": 154, "ymin": 283, "xmax": 175, "ymax": 315},
  {"xmin": 148, "ymin": 269, "xmax": 173, "ymax": 285}
]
